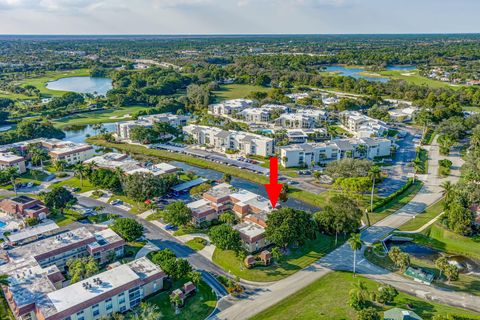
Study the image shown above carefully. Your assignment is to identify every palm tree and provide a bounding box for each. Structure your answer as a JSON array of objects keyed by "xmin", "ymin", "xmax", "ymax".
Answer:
[
  {"xmin": 412, "ymin": 160, "xmax": 422, "ymax": 183},
  {"xmin": 5, "ymin": 167, "xmax": 19, "ymax": 195},
  {"xmin": 73, "ymin": 163, "xmax": 86, "ymax": 186},
  {"xmin": 435, "ymin": 256, "xmax": 449, "ymax": 280},
  {"xmin": 0, "ymin": 274, "xmax": 10, "ymax": 286},
  {"xmin": 313, "ymin": 170, "xmax": 321, "ymax": 181},
  {"xmin": 189, "ymin": 271, "xmax": 202, "ymax": 285},
  {"xmin": 130, "ymin": 302, "xmax": 162, "ymax": 320},
  {"xmin": 440, "ymin": 181, "xmax": 454, "ymax": 205},
  {"xmin": 348, "ymin": 233, "xmax": 363, "ymax": 277},
  {"xmin": 170, "ymin": 292, "xmax": 182, "ymax": 315},
  {"xmin": 368, "ymin": 166, "xmax": 381, "ymax": 225},
  {"xmin": 54, "ymin": 160, "xmax": 67, "ymax": 172}
]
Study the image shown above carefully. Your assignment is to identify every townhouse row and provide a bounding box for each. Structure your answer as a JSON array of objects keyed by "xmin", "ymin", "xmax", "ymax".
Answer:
[{"xmin": 187, "ymin": 183, "xmax": 273, "ymax": 253}]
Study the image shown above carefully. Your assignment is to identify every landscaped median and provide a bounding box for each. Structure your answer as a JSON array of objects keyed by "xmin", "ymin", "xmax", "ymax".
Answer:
[{"xmin": 212, "ymin": 233, "xmax": 345, "ymax": 282}]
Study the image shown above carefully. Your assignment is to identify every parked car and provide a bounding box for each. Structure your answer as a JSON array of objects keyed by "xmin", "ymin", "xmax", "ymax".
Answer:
[
  {"xmin": 111, "ymin": 199, "xmax": 123, "ymax": 206},
  {"xmin": 165, "ymin": 224, "xmax": 178, "ymax": 231},
  {"xmin": 288, "ymin": 181, "xmax": 299, "ymax": 185}
]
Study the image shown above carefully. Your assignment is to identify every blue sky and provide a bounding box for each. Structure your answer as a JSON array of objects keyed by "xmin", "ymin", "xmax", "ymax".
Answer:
[{"xmin": 0, "ymin": 0, "xmax": 478, "ymax": 34}]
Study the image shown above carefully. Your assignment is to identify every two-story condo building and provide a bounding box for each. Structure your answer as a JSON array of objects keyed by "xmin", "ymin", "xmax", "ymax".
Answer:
[
  {"xmin": 238, "ymin": 104, "xmax": 289, "ymax": 124},
  {"xmin": 3, "ymin": 139, "xmax": 94, "ymax": 165},
  {"xmin": 0, "ymin": 153, "xmax": 26, "ymax": 174},
  {"xmin": 183, "ymin": 125, "xmax": 274, "ymax": 157},
  {"xmin": 0, "ymin": 195, "xmax": 49, "ymax": 220},
  {"xmin": 275, "ymin": 109, "xmax": 327, "ymax": 129},
  {"xmin": 280, "ymin": 137, "xmax": 392, "ymax": 168},
  {"xmin": 187, "ymin": 183, "xmax": 273, "ymax": 252}
]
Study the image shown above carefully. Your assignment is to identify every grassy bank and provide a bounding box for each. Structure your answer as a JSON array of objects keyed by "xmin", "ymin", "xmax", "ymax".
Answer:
[
  {"xmin": 212, "ymin": 233, "xmax": 344, "ymax": 282},
  {"xmin": 397, "ymin": 199, "xmax": 444, "ymax": 232},
  {"xmin": 398, "ymin": 224, "xmax": 480, "ymax": 261},
  {"xmin": 376, "ymin": 69, "xmax": 464, "ymax": 90},
  {"xmin": 18, "ymin": 69, "xmax": 90, "ymax": 97},
  {"xmin": 147, "ymin": 279, "xmax": 216, "ymax": 320},
  {"xmin": 250, "ymin": 271, "xmax": 480, "ymax": 320}
]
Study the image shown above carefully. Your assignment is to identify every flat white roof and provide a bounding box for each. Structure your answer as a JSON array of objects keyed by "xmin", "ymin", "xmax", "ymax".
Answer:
[
  {"xmin": 0, "ymin": 152, "xmax": 24, "ymax": 163},
  {"xmin": 234, "ymin": 220, "xmax": 265, "ymax": 238},
  {"xmin": 46, "ymin": 264, "xmax": 139, "ymax": 313},
  {"xmin": 7, "ymin": 220, "xmax": 59, "ymax": 243}
]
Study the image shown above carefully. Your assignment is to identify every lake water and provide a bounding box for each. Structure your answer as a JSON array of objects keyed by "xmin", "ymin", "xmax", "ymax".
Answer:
[
  {"xmin": 46, "ymin": 77, "xmax": 113, "ymax": 96},
  {"xmin": 322, "ymin": 65, "xmax": 416, "ymax": 83}
]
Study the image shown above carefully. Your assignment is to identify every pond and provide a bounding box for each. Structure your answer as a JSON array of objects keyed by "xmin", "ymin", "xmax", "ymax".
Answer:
[
  {"xmin": 63, "ymin": 122, "xmax": 116, "ymax": 144},
  {"xmin": 387, "ymin": 241, "xmax": 480, "ymax": 276},
  {"xmin": 46, "ymin": 76, "xmax": 113, "ymax": 96},
  {"xmin": 322, "ymin": 65, "xmax": 416, "ymax": 83}
]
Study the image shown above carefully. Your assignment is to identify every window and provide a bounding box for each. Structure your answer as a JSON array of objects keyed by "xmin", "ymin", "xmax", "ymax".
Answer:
[
  {"xmin": 92, "ymin": 304, "xmax": 100, "ymax": 317},
  {"xmin": 119, "ymin": 306, "xmax": 126, "ymax": 312},
  {"xmin": 77, "ymin": 311, "xmax": 85, "ymax": 320}
]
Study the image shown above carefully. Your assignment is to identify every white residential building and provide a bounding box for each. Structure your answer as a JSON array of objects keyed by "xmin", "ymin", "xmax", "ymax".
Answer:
[
  {"xmin": 388, "ymin": 107, "xmax": 418, "ymax": 122},
  {"xmin": 285, "ymin": 128, "xmax": 328, "ymax": 144},
  {"xmin": 340, "ymin": 110, "xmax": 388, "ymax": 138},
  {"xmin": 84, "ymin": 153, "xmax": 178, "ymax": 176},
  {"xmin": 208, "ymin": 99, "xmax": 255, "ymax": 116},
  {"xmin": 115, "ymin": 113, "xmax": 189, "ymax": 140},
  {"xmin": 280, "ymin": 137, "xmax": 392, "ymax": 168},
  {"xmin": 183, "ymin": 125, "xmax": 274, "ymax": 157},
  {"xmin": 285, "ymin": 92, "xmax": 309, "ymax": 102},
  {"xmin": 0, "ymin": 152, "xmax": 26, "ymax": 174},
  {"xmin": 239, "ymin": 104, "xmax": 289, "ymax": 123},
  {"xmin": 275, "ymin": 109, "xmax": 327, "ymax": 129}
]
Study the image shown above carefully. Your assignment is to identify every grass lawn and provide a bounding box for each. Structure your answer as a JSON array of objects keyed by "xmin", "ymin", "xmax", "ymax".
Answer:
[
  {"xmin": 212, "ymin": 84, "xmax": 271, "ymax": 102},
  {"xmin": 397, "ymin": 199, "xmax": 444, "ymax": 232},
  {"xmin": 53, "ymin": 105, "xmax": 150, "ymax": 129},
  {"xmin": 251, "ymin": 271, "xmax": 480, "ymax": 320},
  {"xmin": 185, "ymin": 237, "xmax": 207, "ymax": 251},
  {"xmin": 50, "ymin": 176, "xmax": 96, "ymax": 193},
  {"xmin": 398, "ymin": 224, "xmax": 480, "ymax": 261},
  {"xmin": 50, "ymin": 209, "xmax": 86, "ymax": 227},
  {"xmin": 108, "ymin": 195, "xmax": 150, "ymax": 214},
  {"xmin": 147, "ymin": 279, "xmax": 216, "ymax": 320},
  {"xmin": 212, "ymin": 233, "xmax": 345, "ymax": 282},
  {"xmin": 464, "ymin": 106, "xmax": 480, "ymax": 113},
  {"xmin": 123, "ymin": 241, "xmax": 147, "ymax": 262},
  {"xmin": 371, "ymin": 181, "xmax": 424, "ymax": 224},
  {"xmin": 17, "ymin": 69, "xmax": 90, "ymax": 96},
  {"xmin": 375, "ymin": 69, "xmax": 464, "ymax": 90}
]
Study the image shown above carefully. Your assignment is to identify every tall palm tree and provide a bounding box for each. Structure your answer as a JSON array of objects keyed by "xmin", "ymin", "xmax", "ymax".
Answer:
[
  {"xmin": 348, "ymin": 233, "xmax": 363, "ymax": 277},
  {"xmin": 368, "ymin": 166, "xmax": 381, "ymax": 226},
  {"xmin": 73, "ymin": 163, "xmax": 86, "ymax": 187},
  {"xmin": 412, "ymin": 160, "xmax": 422, "ymax": 183},
  {"xmin": 0, "ymin": 274, "xmax": 10, "ymax": 286},
  {"xmin": 6, "ymin": 167, "xmax": 19, "ymax": 195},
  {"xmin": 440, "ymin": 181, "xmax": 454, "ymax": 206},
  {"xmin": 54, "ymin": 160, "xmax": 67, "ymax": 172}
]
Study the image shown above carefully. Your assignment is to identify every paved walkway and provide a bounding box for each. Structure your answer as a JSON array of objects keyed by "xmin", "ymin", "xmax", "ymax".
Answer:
[
  {"xmin": 214, "ymin": 137, "xmax": 475, "ymax": 319},
  {"xmin": 135, "ymin": 241, "xmax": 160, "ymax": 259}
]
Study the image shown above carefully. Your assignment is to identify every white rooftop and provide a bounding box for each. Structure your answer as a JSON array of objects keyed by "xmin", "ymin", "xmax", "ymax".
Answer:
[
  {"xmin": 7, "ymin": 220, "xmax": 59, "ymax": 243},
  {"xmin": 233, "ymin": 220, "xmax": 265, "ymax": 238}
]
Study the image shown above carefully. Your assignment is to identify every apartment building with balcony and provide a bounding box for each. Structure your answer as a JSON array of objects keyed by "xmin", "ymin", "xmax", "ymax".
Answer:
[
  {"xmin": 0, "ymin": 152, "xmax": 26, "ymax": 174},
  {"xmin": 0, "ymin": 227, "xmax": 162, "ymax": 320},
  {"xmin": 339, "ymin": 110, "xmax": 388, "ymax": 138},
  {"xmin": 115, "ymin": 113, "xmax": 189, "ymax": 140},
  {"xmin": 280, "ymin": 137, "xmax": 392, "ymax": 168},
  {"xmin": 183, "ymin": 125, "xmax": 274, "ymax": 157}
]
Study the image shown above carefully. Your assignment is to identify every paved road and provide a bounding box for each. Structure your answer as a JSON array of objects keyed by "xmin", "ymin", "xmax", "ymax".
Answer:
[
  {"xmin": 214, "ymin": 137, "xmax": 478, "ymax": 319},
  {"xmin": 77, "ymin": 195, "xmax": 229, "ymax": 297},
  {"xmin": 377, "ymin": 125, "xmax": 419, "ymax": 197}
]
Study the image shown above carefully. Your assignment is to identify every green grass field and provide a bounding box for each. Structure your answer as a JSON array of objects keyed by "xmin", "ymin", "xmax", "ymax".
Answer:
[
  {"xmin": 50, "ymin": 176, "xmax": 96, "ymax": 193},
  {"xmin": 375, "ymin": 69, "xmax": 463, "ymax": 89},
  {"xmin": 397, "ymin": 200, "xmax": 444, "ymax": 232},
  {"xmin": 212, "ymin": 233, "xmax": 344, "ymax": 282},
  {"xmin": 185, "ymin": 237, "xmax": 207, "ymax": 251},
  {"xmin": 53, "ymin": 105, "xmax": 150, "ymax": 129},
  {"xmin": 147, "ymin": 279, "xmax": 216, "ymax": 320},
  {"xmin": 212, "ymin": 84, "xmax": 271, "ymax": 102},
  {"xmin": 250, "ymin": 271, "xmax": 480, "ymax": 320}
]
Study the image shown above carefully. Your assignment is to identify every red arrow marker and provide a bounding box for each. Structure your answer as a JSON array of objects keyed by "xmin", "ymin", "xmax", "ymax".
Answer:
[{"xmin": 264, "ymin": 157, "xmax": 283, "ymax": 209}]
